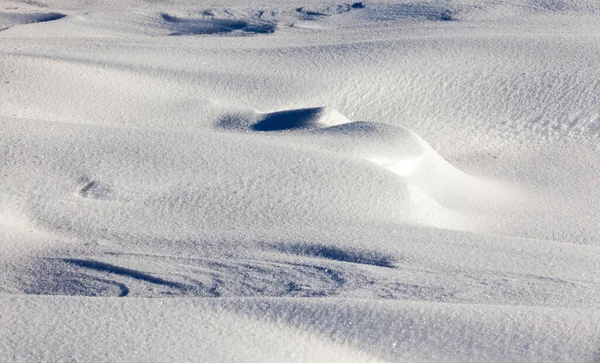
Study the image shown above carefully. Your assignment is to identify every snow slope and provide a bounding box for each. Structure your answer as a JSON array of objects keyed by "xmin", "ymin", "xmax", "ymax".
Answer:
[{"xmin": 1, "ymin": 0, "xmax": 600, "ymax": 361}]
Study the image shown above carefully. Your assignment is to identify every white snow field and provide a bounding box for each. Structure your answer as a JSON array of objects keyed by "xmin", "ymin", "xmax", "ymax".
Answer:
[{"xmin": 1, "ymin": 0, "xmax": 600, "ymax": 361}]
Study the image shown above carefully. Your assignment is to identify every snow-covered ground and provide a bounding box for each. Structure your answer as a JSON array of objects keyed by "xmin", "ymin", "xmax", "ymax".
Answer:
[{"xmin": 1, "ymin": 0, "xmax": 600, "ymax": 361}]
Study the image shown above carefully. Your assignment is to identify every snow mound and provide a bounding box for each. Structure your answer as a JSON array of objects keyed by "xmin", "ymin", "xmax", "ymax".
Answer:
[
  {"xmin": 221, "ymin": 107, "xmax": 450, "ymax": 177},
  {"xmin": 225, "ymin": 107, "xmax": 500, "ymax": 202},
  {"xmin": 218, "ymin": 107, "xmax": 506, "ymax": 231},
  {"xmin": 301, "ymin": 119, "xmax": 504, "ymax": 212}
]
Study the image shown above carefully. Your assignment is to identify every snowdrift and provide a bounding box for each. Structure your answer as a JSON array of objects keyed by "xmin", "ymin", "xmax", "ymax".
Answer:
[{"xmin": 2, "ymin": 0, "xmax": 600, "ymax": 361}]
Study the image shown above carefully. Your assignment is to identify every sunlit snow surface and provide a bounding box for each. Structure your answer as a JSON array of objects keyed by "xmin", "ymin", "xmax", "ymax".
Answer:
[{"xmin": 1, "ymin": 0, "xmax": 600, "ymax": 361}]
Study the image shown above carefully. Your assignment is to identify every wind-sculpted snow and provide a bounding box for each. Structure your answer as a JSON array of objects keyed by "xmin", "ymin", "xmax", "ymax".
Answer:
[
  {"xmin": 160, "ymin": 13, "xmax": 276, "ymax": 35},
  {"xmin": 2, "ymin": 0, "xmax": 600, "ymax": 361},
  {"xmin": 0, "ymin": 10, "xmax": 65, "ymax": 30},
  {"xmin": 219, "ymin": 107, "xmax": 351, "ymax": 131}
]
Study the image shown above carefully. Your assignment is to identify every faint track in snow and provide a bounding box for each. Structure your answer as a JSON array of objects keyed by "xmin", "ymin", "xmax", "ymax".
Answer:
[{"xmin": 62, "ymin": 258, "xmax": 185, "ymax": 289}]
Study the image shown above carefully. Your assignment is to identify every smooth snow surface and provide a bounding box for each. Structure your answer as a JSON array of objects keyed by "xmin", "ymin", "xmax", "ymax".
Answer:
[{"xmin": 1, "ymin": 0, "xmax": 600, "ymax": 361}]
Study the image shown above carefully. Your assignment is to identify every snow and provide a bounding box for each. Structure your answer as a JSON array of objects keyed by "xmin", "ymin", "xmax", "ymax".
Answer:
[
  {"xmin": 1, "ymin": 295, "xmax": 598, "ymax": 362},
  {"xmin": 1, "ymin": 0, "xmax": 600, "ymax": 361}
]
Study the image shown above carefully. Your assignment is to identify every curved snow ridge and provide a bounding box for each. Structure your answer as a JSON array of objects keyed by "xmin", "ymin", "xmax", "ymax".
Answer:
[
  {"xmin": 223, "ymin": 106, "xmax": 501, "ymax": 184},
  {"xmin": 311, "ymin": 121, "xmax": 433, "ymax": 177},
  {"xmin": 218, "ymin": 106, "xmax": 447, "ymax": 179},
  {"xmin": 221, "ymin": 107, "xmax": 513, "ymax": 227},
  {"xmin": 0, "ymin": 11, "xmax": 66, "ymax": 30},
  {"xmin": 313, "ymin": 121, "xmax": 508, "ymax": 224}
]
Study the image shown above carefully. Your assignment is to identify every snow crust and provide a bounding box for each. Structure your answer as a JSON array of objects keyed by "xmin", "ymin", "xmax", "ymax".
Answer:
[{"xmin": 1, "ymin": 0, "xmax": 600, "ymax": 361}]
